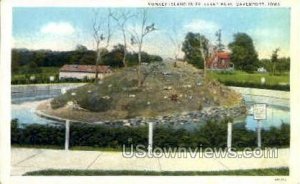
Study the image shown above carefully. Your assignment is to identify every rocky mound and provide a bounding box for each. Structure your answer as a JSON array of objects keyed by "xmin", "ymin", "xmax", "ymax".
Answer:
[{"xmin": 40, "ymin": 61, "xmax": 245, "ymax": 122}]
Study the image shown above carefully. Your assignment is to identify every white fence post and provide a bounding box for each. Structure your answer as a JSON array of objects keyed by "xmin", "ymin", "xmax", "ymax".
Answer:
[
  {"xmin": 65, "ymin": 120, "xmax": 70, "ymax": 150},
  {"xmin": 257, "ymin": 120, "xmax": 261, "ymax": 148},
  {"xmin": 148, "ymin": 122, "xmax": 153, "ymax": 154},
  {"xmin": 227, "ymin": 122, "xmax": 232, "ymax": 151}
]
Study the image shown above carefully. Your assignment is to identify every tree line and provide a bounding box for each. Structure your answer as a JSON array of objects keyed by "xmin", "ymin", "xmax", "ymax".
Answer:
[{"xmin": 11, "ymin": 44, "xmax": 162, "ymax": 74}]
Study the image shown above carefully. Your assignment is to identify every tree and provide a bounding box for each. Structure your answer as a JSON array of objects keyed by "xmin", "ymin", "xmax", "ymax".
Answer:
[
  {"xmin": 181, "ymin": 32, "xmax": 209, "ymax": 69},
  {"xmin": 130, "ymin": 9, "xmax": 157, "ymax": 87},
  {"xmin": 75, "ymin": 44, "xmax": 88, "ymax": 52},
  {"xmin": 103, "ymin": 44, "xmax": 125, "ymax": 68},
  {"xmin": 12, "ymin": 49, "xmax": 21, "ymax": 72},
  {"xmin": 228, "ymin": 33, "xmax": 258, "ymax": 72},
  {"xmin": 271, "ymin": 48, "xmax": 280, "ymax": 75},
  {"xmin": 110, "ymin": 10, "xmax": 134, "ymax": 68},
  {"xmin": 276, "ymin": 57, "xmax": 290, "ymax": 73},
  {"xmin": 92, "ymin": 10, "xmax": 112, "ymax": 81},
  {"xmin": 168, "ymin": 26, "xmax": 182, "ymax": 61}
]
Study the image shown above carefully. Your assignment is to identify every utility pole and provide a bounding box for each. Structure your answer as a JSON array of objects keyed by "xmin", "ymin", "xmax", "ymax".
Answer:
[{"xmin": 215, "ymin": 29, "xmax": 224, "ymax": 51}]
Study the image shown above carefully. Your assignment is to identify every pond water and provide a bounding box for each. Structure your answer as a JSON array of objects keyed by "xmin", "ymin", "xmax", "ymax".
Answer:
[
  {"xmin": 11, "ymin": 86, "xmax": 290, "ymax": 131},
  {"xmin": 12, "ymin": 89, "xmax": 61, "ymax": 125}
]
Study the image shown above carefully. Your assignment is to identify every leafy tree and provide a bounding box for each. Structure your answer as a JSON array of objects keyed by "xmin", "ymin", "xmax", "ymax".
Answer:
[
  {"xmin": 228, "ymin": 33, "xmax": 258, "ymax": 72},
  {"xmin": 103, "ymin": 44, "xmax": 125, "ymax": 67},
  {"xmin": 181, "ymin": 32, "xmax": 209, "ymax": 69},
  {"xmin": 79, "ymin": 50, "xmax": 96, "ymax": 65},
  {"xmin": 33, "ymin": 51, "xmax": 47, "ymax": 67},
  {"xmin": 11, "ymin": 49, "xmax": 21, "ymax": 72}
]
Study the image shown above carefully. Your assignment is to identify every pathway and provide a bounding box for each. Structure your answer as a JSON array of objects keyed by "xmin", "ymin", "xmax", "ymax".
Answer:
[{"xmin": 11, "ymin": 148, "xmax": 289, "ymax": 176}]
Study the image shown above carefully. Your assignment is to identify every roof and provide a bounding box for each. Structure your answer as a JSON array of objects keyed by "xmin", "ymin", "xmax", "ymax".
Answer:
[
  {"xmin": 216, "ymin": 52, "xmax": 230, "ymax": 60},
  {"xmin": 60, "ymin": 65, "xmax": 112, "ymax": 73}
]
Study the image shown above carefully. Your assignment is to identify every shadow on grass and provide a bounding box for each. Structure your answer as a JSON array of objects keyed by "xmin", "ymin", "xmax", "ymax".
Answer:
[{"xmin": 24, "ymin": 167, "xmax": 289, "ymax": 176}]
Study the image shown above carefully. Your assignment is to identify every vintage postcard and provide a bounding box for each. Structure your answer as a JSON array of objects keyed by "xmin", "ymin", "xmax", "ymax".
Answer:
[{"xmin": 1, "ymin": 0, "xmax": 300, "ymax": 183}]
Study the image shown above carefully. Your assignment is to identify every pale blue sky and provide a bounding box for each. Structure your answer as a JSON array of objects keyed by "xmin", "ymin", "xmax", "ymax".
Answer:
[{"xmin": 13, "ymin": 7, "xmax": 290, "ymax": 59}]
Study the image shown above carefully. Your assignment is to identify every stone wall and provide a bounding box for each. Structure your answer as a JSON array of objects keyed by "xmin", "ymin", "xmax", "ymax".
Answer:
[{"xmin": 93, "ymin": 105, "xmax": 247, "ymax": 127}]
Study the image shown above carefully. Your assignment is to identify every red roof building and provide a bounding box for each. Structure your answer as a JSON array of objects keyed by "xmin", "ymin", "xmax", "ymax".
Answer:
[{"xmin": 206, "ymin": 51, "xmax": 234, "ymax": 70}]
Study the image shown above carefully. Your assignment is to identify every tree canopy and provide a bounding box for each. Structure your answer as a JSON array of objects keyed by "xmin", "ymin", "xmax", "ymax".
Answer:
[{"xmin": 228, "ymin": 33, "xmax": 258, "ymax": 72}]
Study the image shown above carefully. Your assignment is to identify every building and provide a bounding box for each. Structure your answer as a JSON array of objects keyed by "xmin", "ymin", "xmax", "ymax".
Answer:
[
  {"xmin": 206, "ymin": 51, "xmax": 234, "ymax": 70},
  {"xmin": 257, "ymin": 67, "xmax": 267, "ymax": 73},
  {"xmin": 59, "ymin": 64, "xmax": 113, "ymax": 80}
]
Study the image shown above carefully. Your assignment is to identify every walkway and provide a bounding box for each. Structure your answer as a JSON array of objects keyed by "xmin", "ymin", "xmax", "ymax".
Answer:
[{"xmin": 11, "ymin": 148, "xmax": 289, "ymax": 176}]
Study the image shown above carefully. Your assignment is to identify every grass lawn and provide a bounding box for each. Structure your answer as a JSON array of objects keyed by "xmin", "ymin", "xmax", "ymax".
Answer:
[
  {"xmin": 24, "ymin": 167, "xmax": 289, "ymax": 176},
  {"xmin": 208, "ymin": 70, "xmax": 289, "ymax": 91},
  {"xmin": 12, "ymin": 67, "xmax": 60, "ymax": 84},
  {"xmin": 12, "ymin": 145, "xmax": 122, "ymax": 152}
]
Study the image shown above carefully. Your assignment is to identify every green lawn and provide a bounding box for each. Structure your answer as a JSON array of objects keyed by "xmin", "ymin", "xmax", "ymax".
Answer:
[
  {"xmin": 24, "ymin": 167, "xmax": 289, "ymax": 176},
  {"xmin": 13, "ymin": 67, "xmax": 59, "ymax": 76},
  {"xmin": 12, "ymin": 67, "xmax": 60, "ymax": 84},
  {"xmin": 208, "ymin": 70, "xmax": 289, "ymax": 91}
]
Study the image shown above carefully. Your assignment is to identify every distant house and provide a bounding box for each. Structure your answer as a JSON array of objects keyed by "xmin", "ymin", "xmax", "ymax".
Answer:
[
  {"xmin": 59, "ymin": 65, "xmax": 113, "ymax": 80},
  {"xmin": 207, "ymin": 51, "xmax": 234, "ymax": 70},
  {"xmin": 257, "ymin": 67, "xmax": 267, "ymax": 73}
]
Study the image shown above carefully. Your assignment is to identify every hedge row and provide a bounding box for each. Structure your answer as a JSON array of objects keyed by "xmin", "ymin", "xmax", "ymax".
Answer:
[
  {"xmin": 11, "ymin": 119, "xmax": 290, "ymax": 149},
  {"xmin": 11, "ymin": 75, "xmax": 93, "ymax": 85}
]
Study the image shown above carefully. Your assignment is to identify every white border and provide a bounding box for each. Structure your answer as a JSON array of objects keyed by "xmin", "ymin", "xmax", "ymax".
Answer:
[{"xmin": 1, "ymin": 0, "xmax": 300, "ymax": 183}]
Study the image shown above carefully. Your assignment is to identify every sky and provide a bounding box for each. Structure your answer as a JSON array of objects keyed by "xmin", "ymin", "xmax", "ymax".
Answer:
[{"xmin": 13, "ymin": 7, "xmax": 290, "ymax": 59}]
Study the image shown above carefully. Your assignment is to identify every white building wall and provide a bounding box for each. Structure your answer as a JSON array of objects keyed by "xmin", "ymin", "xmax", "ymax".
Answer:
[{"xmin": 59, "ymin": 72, "xmax": 109, "ymax": 80}]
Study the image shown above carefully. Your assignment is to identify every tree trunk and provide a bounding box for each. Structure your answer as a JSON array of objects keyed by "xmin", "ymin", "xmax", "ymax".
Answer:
[
  {"xmin": 122, "ymin": 29, "xmax": 128, "ymax": 68},
  {"xmin": 137, "ymin": 44, "xmax": 142, "ymax": 87},
  {"xmin": 95, "ymin": 49, "xmax": 101, "ymax": 81}
]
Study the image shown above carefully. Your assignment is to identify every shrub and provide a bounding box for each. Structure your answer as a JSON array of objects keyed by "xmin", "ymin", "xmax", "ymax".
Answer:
[
  {"xmin": 77, "ymin": 94, "xmax": 113, "ymax": 112},
  {"xmin": 50, "ymin": 94, "xmax": 73, "ymax": 109}
]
